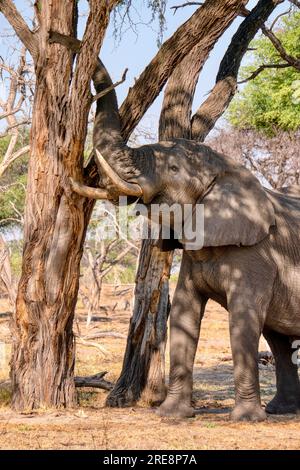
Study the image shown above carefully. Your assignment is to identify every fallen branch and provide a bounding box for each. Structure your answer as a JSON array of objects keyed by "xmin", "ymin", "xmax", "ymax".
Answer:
[
  {"xmin": 76, "ymin": 336, "xmax": 108, "ymax": 356},
  {"xmin": 83, "ymin": 331, "xmax": 126, "ymax": 340},
  {"xmin": 75, "ymin": 371, "xmax": 114, "ymax": 391}
]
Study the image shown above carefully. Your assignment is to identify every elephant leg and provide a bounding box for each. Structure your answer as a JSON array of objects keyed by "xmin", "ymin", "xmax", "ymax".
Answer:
[
  {"xmin": 263, "ymin": 328, "xmax": 300, "ymax": 415},
  {"xmin": 157, "ymin": 260, "xmax": 207, "ymax": 418},
  {"xmin": 229, "ymin": 303, "xmax": 267, "ymax": 422}
]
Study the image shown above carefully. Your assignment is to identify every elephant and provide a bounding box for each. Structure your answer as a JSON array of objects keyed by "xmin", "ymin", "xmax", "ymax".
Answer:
[{"xmin": 71, "ymin": 61, "xmax": 300, "ymax": 422}]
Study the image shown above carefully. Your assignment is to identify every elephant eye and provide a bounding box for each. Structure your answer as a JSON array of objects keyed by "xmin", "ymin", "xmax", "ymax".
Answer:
[{"xmin": 170, "ymin": 165, "xmax": 179, "ymax": 174}]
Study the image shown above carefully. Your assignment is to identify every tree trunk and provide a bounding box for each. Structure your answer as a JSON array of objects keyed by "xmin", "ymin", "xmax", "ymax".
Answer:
[
  {"xmin": 11, "ymin": 113, "xmax": 88, "ymax": 411},
  {"xmin": 106, "ymin": 0, "xmax": 252, "ymax": 409},
  {"xmin": 10, "ymin": 85, "xmax": 96, "ymax": 408},
  {"xmin": 9, "ymin": 0, "xmax": 112, "ymax": 410},
  {"xmin": 106, "ymin": 239, "xmax": 173, "ymax": 406}
]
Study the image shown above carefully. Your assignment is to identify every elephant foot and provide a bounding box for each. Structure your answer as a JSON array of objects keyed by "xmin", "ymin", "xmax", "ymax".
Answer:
[
  {"xmin": 231, "ymin": 403, "xmax": 267, "ymax": 422},
  {"xmin": 266, "ymin": 396, "xmax": 300, "ymax": 415},
  {"xmin": 156, "ymin": 399, "xmax": 195, "ymax": 418}
]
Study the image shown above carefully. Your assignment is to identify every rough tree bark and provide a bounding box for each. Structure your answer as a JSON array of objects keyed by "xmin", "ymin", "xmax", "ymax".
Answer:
[
  {"xmin": 44, "ymin": 0, "xmax": 251, "ymax": 404},
  {"xmin": 0, "ymin": 0, "xmax": 117, "ymax": 410},
  {"xmin": 106, "ymin": 240, "xmax": 173, "ymax": 406},
  {"xmin": 1, "ymin": 0, "xmax": 278, "ymax": 411},
  {"xmin": 106, "ymin": 0, "xmax": 253, "ymax": 407},
  {"xmin": 191, "ymin": 0, "xmax": 281, "ymax": 141}
]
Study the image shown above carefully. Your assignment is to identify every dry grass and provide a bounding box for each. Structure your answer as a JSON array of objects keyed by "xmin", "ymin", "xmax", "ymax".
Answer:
[{"xmin": 0, "ymin": 286, "xmax": 300, "ymax": 450}]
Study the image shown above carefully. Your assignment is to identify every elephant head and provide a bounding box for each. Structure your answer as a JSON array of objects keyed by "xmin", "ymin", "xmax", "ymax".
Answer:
[{"xmin": 72, "ymin": 61, "xmax": 275, "ymax": 249}]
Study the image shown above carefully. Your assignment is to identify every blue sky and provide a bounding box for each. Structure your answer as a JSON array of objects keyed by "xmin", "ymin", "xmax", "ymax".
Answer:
[{"xmin": 0, "ymin": 0, "xmax": 291, "ymax": 133}]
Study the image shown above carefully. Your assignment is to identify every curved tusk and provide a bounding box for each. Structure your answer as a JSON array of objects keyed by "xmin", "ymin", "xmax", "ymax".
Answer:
[
  {"xmin": 70, "ymin": 177, "xmax": 108, "ymax": 200},
  {"xmin": 95, "ymin": 149, "xmax": 143, "ymax": 197}
]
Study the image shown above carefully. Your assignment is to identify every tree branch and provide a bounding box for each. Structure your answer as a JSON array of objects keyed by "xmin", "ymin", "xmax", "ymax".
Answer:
[
  {"xmin": 238, "ymin": 62, "xmax": 291, "ymax": 84},
  {"xmin": 119, "ymin": 0, "xmax": 250, "ymax": 141},
  {"xmin": 262, "ymin": 25, "xmax": 300, "ymax": 70},
  {"xmin": 269, "ymin": 8, "xmax": 292, "ymax": 31},
  {"xmin": 171, "ymin": 2, "xmax": 203, "ymax": 15},
  {"xmin": 0, "ymin": 102, "xmax": 24, "ymax": 120},
  {"xmin": 191, "ymin": 0, "xmax": 280, "ymax": 142},
  {"xmin": 289, "ymin": 0, "xmax": 300, "ymax": 7},
  {"xmin": 0, "ymin": 0, "xmax": 38, "ymax": 58},
  {"xmin": 159, "ymin": 0, "xmax": 246, "ymax": 140},
  {"xmin": 100, "ymin": 245, "xmax": 134, "ymax": 279}
]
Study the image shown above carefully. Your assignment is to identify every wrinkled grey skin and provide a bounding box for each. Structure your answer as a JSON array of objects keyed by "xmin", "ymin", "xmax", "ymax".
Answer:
[
  {"xmin": 79, "ymin": 62, "xmax": 300, "ymax": 422},
  {"xmin": 121, "ymin": 140, "xmax": 300, "ymax": 422}
]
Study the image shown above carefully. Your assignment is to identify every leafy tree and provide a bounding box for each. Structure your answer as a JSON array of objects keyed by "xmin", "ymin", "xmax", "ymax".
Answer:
[{"xmin": 229, "ymin": 11, "xmax": 300, "ymax": 134}]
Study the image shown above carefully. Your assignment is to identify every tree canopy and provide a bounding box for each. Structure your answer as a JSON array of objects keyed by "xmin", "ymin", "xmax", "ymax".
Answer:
[{"xmin": 228, "ymin": 10, "xmax": 300, "ymax": 134}]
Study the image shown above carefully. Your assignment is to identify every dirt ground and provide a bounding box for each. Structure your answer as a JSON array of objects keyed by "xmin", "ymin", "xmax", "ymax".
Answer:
[{"xmin": 0, "ymin": 284, "xmax": 300, "ymax": 450}]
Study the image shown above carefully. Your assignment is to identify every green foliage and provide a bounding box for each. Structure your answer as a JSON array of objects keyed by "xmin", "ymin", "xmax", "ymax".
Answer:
[
  {"xmin": 228, "ymin": 11, "xmax": 300, "ymax": 135},
  {"xmin": 9, "ymin": 241, "xmax": 23, "ymax": 276},
  {"xmin": 105, "ymin": 256, "xmax": 137, "ymax": 284}
]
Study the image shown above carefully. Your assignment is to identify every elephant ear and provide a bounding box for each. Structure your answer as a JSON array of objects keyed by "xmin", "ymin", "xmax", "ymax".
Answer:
[{"xmin": 181, "ymin": 168, "xmax": 276, "ymax": 249}]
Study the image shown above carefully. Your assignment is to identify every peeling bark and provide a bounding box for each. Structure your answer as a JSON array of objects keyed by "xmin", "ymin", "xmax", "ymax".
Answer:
[
  {"xmin": 9, "ymin": 0, "xmax": 115, "ymax": 410},
  {"xmin": 106, "ymin": 240, "xmax": 173, "ymax": 407}
]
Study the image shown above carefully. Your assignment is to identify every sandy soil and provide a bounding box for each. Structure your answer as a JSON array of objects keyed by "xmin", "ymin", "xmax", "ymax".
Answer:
[{"xmin": 0, "ymin": 285, "xmax": 300, "ymax": 450}]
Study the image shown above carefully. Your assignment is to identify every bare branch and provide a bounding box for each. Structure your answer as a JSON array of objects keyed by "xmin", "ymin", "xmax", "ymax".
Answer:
[
  {"xmin": 76, "ymin": 336, "xmax": 108, "ymax": 356},
  {"xmin": 0, "ymin": 119, "xmax": 31, "ymax": 137},
  {"xmin": 289, "ymin": 0, "xmax": 300, "ymax": 7},
  {"xmin": 262, "ymin": 25, "xmax": 300, "ymax": 70},
  {"xmin": 171, "ymin": 2, "xmax": 203, "ymax": 15},
  {"xmin": 0, "ymin": 0, "xmax": 38, "ymax": 58},
  {"xmin": 0, "ymin": 98, "xmax": 24, "ymax": 120},
  {"xmin": 119, "ymin": 0, "xmax": 249, "ymax": 140},
  {"xmin": 270, "ymin": 8, "xmax": 292, "ymax": 31},
  {"xmin": 100, "ymin": 246, "xmax": 134, "ymax": 279},
  {"xmin": 238, "ymin": 63, "xmax": 291, "ymax": 84},
  {"xmin": 191, "ymin": 0, "xmax": 279, "ymax": 142},
  {"xmin": 0, "ymin": 49, "xmax": 32, "ymax": 179}
]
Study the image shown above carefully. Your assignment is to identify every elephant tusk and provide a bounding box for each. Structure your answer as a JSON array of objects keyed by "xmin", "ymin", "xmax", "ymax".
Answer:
[
  {"xmin": 70, "ymin": 177, "xmax": 109, "ymax": 200},
  {"xmin": 95, "ymin": 149, "xmax": 143, "ymax": 197}
]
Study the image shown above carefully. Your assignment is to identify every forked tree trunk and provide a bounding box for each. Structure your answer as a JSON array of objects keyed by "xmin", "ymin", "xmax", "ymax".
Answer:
[
  {"xmin": 10, "ymin": 74, "xmax": 94, "ymax": 408},
  {"xmin": 8, "ymin": 0, "xmax": 112, "ymax": 410},
  {"xmin": 106, "ymin": 239, "xmax": 173, "ymax": 406}
]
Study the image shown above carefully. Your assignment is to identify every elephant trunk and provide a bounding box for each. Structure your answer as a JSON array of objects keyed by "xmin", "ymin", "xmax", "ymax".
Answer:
[{"xmin": 71, "ymin": 60, "xmax": 154, "ymax": 201}]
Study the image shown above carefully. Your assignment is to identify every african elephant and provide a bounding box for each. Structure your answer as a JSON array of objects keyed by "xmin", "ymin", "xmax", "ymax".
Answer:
[{"xmin": 71, "ymin": 62, "xmax": 300, "ymax": 422}]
